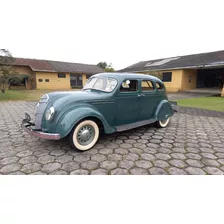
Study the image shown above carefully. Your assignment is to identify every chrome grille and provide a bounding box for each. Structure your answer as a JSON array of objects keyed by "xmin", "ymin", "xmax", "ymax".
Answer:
[{"xmin": 34, "ymin": 94, "xmax": 49, "ymax": 130}]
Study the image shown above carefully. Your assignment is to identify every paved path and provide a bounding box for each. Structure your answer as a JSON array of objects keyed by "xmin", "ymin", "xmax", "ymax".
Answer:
[{"xmin": 0, "ymin": 101, "xmax": 224, "ymax": 175}]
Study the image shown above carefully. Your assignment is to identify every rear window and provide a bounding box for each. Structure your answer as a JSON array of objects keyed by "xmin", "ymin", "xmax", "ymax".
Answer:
[{"xmin": 156, "ymin": 82, "xmax": 164, "ymax": 91}]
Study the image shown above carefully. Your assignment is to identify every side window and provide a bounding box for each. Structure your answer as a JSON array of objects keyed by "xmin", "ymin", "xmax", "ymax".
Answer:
[
  {"xmin": 156, "ymin": 82, "xmax": 164, "ymax": 91},
  {"xmin": 141, "ymin": 80, "xmax": 154, "ymax": 92},
  {"xmin": 120, "ymin": 80, "xmax": 138, "ymax": 92}
]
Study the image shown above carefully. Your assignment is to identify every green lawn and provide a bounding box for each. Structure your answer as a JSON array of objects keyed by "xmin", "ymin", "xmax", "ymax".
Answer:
[
  {"xmin": 177, "ymin": 96, "xmax": 224, "ymax": 112},
  {"xmin": 0, "ymin": 89, "xmax": 78, "ymax": 101}
]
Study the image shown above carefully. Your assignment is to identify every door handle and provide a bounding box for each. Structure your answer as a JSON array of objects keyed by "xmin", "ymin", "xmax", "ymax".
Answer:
[{"xmin": 137, "ymin": 94, "xmax": 142, "ymax": 97}]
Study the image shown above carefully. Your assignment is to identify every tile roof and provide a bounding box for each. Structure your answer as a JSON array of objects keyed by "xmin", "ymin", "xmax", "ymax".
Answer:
[
  {"xmin": 118, "ymin": 50, "xmax": 224, "ymax": 72},
  {"xmin": 47, "ymin": 60, "xmax": 104, "ymax": 74},
  {"xmin": 11, "ymin": 57, "xmax": 104, "ymax": 74},
  {"xmin": 15, "ymin": 58, "xmax": 54, "ymax": 72}
]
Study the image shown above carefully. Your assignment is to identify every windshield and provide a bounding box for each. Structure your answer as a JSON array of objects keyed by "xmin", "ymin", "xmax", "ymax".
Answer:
[{"xmin": 83, "ymin": 77, "xmax": 117, "ymax": 92}]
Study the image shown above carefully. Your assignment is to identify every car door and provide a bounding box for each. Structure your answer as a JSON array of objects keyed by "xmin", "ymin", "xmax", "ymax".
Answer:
[
  {"xmin": 115, "ymin": 79, "xmax": 140, "ymax": 125},
  {"xmin": 139, "ymin": 79, "xmax": 157, "ymax": 120}
]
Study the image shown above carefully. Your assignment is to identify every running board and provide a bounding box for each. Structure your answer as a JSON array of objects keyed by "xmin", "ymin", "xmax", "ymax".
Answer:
[{"xmin": 116, "ymin": 119, "xmax": 156, "ymax": 132}]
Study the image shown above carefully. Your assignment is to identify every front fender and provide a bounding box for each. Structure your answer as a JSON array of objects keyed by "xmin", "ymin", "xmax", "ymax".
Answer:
[
  {"xmin": 55, "ymin": 106, "xmax": 115, "ymax": 138},
  {"xmin": 155, "ymin": 100, "xmax": 174, "ymax": 121}
]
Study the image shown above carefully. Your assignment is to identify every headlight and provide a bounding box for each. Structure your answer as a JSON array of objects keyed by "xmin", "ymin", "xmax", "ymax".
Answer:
[{"xmin": 45, "ymin": 107, "xmax": 55, "ymax": 121}]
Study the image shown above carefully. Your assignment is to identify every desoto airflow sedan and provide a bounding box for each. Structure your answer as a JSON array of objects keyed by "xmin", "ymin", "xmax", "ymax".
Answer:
[{"xmin": 22, "ymin": 73, "xmax": 176, "ymax": 151}]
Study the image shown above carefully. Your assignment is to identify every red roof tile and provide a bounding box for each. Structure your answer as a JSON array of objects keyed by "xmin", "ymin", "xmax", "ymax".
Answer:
[
  {"xmin": 12, "ymin": 58, "xmax": 104, "ymax": 74},
  {"xmin": 14, "ymin": 58, "xmax": 55, "ymax": 72}
]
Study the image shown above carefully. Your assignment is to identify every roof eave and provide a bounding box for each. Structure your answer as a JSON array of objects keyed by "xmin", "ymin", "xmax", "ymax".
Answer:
[
  {"xmin": 55, "ymin": 70, "xmax": 103, "ymax": 74},
  {"xmin": 120, "ymin": 63, "xmax": 224, "ymax": 73},
  {"xmin": 33, "ymin": 69, "xmax": 56, "ymax": 72}
]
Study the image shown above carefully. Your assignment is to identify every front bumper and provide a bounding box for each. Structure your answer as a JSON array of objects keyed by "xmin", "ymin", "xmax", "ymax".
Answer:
[{"xmin": 21, "ymin": 113, "xmax": 61, "ymax": 140}]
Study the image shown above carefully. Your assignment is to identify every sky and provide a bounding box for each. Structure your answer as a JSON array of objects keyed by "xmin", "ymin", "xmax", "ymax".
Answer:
[{"xmin": 1, "ymin": 0, "xmax": 224, "ymax": 70}]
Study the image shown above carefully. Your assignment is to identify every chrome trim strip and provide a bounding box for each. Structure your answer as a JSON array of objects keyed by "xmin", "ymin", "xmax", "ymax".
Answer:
[
  {"xmin": 40, "ymin": 94, "xmax": 49, "ymax": 103},
  {"xmin": 116, "ymin": 119, "xmax": 156, "ymax": 132},
  {"xmin": 45, "ymin": 94, "xmax": 49, "ymax": 102},
  {"xmin": 35, "ymin": 95, "xmax": 49, "ymax": 129},
  {"xmin": 34, "ymin": 94, "xmax": 49, "ymax": 129}
]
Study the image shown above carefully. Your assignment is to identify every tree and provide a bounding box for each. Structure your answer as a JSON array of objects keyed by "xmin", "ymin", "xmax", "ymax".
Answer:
[
  {"xmin": 97, "ymin": 62, "xmax": 115, "ymax": 72},
  {"xmin": 0, "ymin": 49, "xmax": 17, "ymax": 93},
  {"xmin": 97, "ymin": 62, "xmax": 108, "ymax": 70}
]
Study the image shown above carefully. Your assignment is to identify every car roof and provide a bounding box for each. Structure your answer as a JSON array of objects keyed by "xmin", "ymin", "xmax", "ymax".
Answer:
[{"xmin": 93, "ymin": 72, "xmax": 162, "ymax": 82}]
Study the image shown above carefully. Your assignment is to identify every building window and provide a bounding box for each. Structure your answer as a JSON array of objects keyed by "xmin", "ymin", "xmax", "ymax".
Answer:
[
  {"xmin": 156, "ymin": 82, "xmax": 164, "ymax": 91},
  {"xmin": 45, "ymin": 79, "xmax": 50, "ymax": 82},
  {"xmin": 70, "ymin": 74, "xmax": 83, "ymax": 87},
  {"xmin": 162, "ymin": 72, "xmax": 172, "ymax": 82},
  {"xmin": 38, "ymin": 79, "xmax": 43, "ymax": 82},
  {"xmin": 120, "ymin": 80, "xmax": 138, "ymax": 92},
  {"xmin": 58, "ymin": 73, "xmax": 66, "ymax": 78},
  {"xmin": 141, "ymin": 80, "xmax": 154, "ymax": 91}
]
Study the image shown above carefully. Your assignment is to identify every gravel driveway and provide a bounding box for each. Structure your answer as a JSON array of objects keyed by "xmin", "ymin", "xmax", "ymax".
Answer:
[{"xmin": 0, "ymin": 101, "xmax": 224, "ymax": 175}]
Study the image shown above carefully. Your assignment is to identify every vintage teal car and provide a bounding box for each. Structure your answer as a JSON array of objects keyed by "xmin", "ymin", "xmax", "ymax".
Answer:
[{"xmin": 22, "ymin": 73, "xmax": 175, "ymax": 151}]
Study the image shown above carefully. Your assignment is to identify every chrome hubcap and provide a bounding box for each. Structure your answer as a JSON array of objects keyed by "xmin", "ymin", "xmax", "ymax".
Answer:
[
  {"xmin": 77, "ymin": 125, "xmax": 95, "ymax": 146},
  {"xmin": 81, "ymin": 129, "xmax": 90, "ymax": 139}
]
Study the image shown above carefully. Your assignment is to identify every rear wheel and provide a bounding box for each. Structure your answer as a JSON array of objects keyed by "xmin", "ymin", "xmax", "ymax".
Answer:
[
  {"xmin": 156, "ymin": 117, "xmax": 171, "ymax": 128},
  {"xmin": 69, "ymin": 120, "xmax": 99, "ymax": 151}
]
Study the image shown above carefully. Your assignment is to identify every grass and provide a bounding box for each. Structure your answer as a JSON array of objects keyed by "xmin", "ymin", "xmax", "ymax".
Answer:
[
  {"xmin": 177, "ymin": 96, "xmax": 224, "ymax": 112},
  {"xmin": 0, "ymin": 89, "xmax": 78, "ymax": 101}
]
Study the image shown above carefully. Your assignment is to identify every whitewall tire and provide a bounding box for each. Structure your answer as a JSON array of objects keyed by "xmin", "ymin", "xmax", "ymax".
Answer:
[
  {"xmin": 156, "ymin": 117, "xmax": 171, "ymax": 128},
  {"xmin": 69, "ymin": 120, "xmax": 99, "ymax": 151}
]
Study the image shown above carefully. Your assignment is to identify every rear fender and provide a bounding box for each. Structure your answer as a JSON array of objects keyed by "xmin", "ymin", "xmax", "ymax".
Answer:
[
  {"xmin": 155, "ymin": 100, "xmax": 174, "ymax": 121},
  {"xmin": 55, "ymin": 107, "xmax": 115, "ymax": 138}
]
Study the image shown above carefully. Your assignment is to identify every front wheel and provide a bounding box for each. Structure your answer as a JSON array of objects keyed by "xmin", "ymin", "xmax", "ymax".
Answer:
[
  {"xmin": 69, "ymin": 120, "xmax": 99, "ymax": 151},
  {"xmin": 155, "ymin": 117, "xmax": 171, "ymax": 128}
]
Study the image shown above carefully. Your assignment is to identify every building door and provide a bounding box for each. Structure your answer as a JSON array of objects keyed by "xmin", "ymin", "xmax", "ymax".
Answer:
[
  {"xmin": 197, "ymin": 69, "xmax": 223, "ymax": 88},
  {"xmin": 70, "ymin": 74, "xmax": 83, "ymax": 88}
]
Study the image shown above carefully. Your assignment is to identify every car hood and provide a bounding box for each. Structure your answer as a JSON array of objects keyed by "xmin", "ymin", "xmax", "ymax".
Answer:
[
  {"xmin": 47, "ymin": 90, "xmax": 91, "ymax": 101},
  {"xmin": 45, "ymin": 90, "xmax": 110, "ymax": 109}
]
